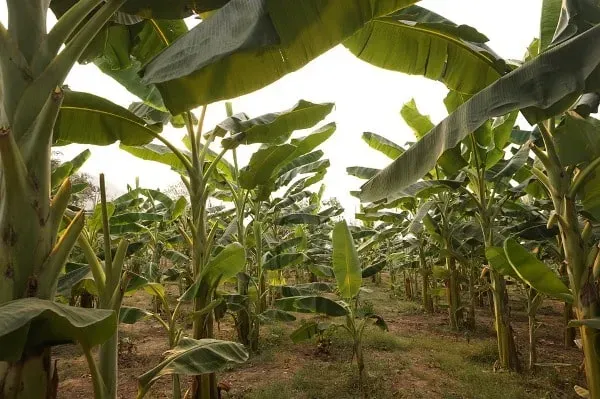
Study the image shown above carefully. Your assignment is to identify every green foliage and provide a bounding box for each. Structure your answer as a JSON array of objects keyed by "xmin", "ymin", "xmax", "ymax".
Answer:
[
  {"xmin": 0, "ymin": 298, "xmax": 116, "ymax": 361},
  {"xmin": 137, "ymin": 338, "xmax": 249, "ymax": 397}
]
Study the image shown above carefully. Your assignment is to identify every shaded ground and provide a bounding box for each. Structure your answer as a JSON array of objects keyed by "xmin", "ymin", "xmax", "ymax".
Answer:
[{"xmin": 55, "ymin": 276, "xmax": 583, "ymax": 398}]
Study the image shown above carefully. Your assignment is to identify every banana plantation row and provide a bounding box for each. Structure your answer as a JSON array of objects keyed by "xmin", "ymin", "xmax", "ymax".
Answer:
[{"xmin": 1, "ymin": 0, "xmax": 600, "ymax": 398}]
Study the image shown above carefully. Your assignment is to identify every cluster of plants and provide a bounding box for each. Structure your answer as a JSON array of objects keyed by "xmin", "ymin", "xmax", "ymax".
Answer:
[{"xmin": 1, "ymin": 0, "xmax": 600, "ymax": 398}]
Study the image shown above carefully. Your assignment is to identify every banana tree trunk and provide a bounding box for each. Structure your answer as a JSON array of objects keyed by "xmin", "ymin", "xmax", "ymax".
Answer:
[
  {"xmin": 190, "ymin": 183, "xmax": 217, "ymax": 399},
  {"xmin": 490, "ymin": 270, "xmax": 520, "ymax": 372},
  {"xmin": 561, "ymin": 201, "xmax": 600, "ymax": 396},
  {"xmin": 99, "ymin": 332, "xmax": 118, "ymax": 399},
  {"xmin": 564, "ymin": 302, "xmax": 576, "ymax": 348},
  {"xmin": 0, "ymin": 84, "xmax": 62, "ymax": 399},
  {"xmin": 446, "ymin": 256, "xmax": 460, "ymax": 330},
  {"xmin": 466, "ymin": 264, "xmax": 476, "ymax": 329},
  {"xmin": 1, "ymin": 349, "xmax": 56, "ymax": 398},
  {"xmin": 236, "ymin": 272, "xmax": 251, "ymax": 347},
  {"xmin": 420, "ymin": 247, "xmax": 433, "ymax": 313}
]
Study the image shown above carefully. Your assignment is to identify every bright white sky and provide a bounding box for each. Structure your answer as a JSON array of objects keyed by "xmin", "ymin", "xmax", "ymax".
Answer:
[{"xmin": 0, "ymin": 1, "xmax": 542, "ymax": 219}]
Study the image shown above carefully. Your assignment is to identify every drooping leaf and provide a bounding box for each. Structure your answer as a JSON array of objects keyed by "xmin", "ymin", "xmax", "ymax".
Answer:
[
  {"xmin": 359, "ymin": 23, "xmax": 600, "ymax": 202},
  {"xmin": 0, "ymin": 298, "xmax": 116, "ymax": 361},
  {"xmin": 485, "ymin": 246, "xmax": 519, "ymax": 279},
  {"xmin": 503, "ymin": 239, "xmax": 573, "ymax": 302},
  {"xmin": 290, "ymin": 321, "xmax": 320, "ymax": 343},
  {"xmin": 54, "ymin": 91, "xmax": 159, "ymax": 146},
  {"xmin": 554, "ymin": 111, "xmax": 600, "ymax": 166},
  {"xmin": 258, "ymin": 309, "xmax": 296, "ymax": 323},
  {"xmin": 486, "ymin": 144, "xmax": 531, "ymax": 181},
  {"xmin": 263, "ymin": 253, "xmax": 308, "ymax": 271},
  {"xmin": 281, "ymin": 283, "xmax": 333, "ymax": 297},
  {"xmin": 276, "ymin": 296, "xmax": 348, "ymax": 317},
  {"xmin": 142, "ymin": 0, "xmax": 416, "ymax": 113},
  {"xmin": 332, "ymin": 220, "xmax": 362, "ymax": 299},
  {"xmin": 362, "ymin": 259, "xmax": 386, "ymax": 278},
  {"xmin": 137, "ymin": 338, "xmax": 248, "ymax": 397},
  {"xmin": 119, "ymin": 306, "xmax": 152, "ymax": 324},
  {"xmin": 345, "ymin": 6, "xmax": 508, "ymax": 95},
  {"xmin": 181, "ymin": 243, "xmax": 246, "ymax": 300},
  {"xmin": 56, "ymin": 265, "xmax": 92, "ymax": 299},
  {"xmin": 120, "ymin": 143, "xmax": 190, "ymax": 172},
  {"xmin": 276, "ymin": 150, "xmax": 324, "ymax": 178}
]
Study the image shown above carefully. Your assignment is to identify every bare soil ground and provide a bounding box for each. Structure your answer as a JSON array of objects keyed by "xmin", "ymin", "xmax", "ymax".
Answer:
[{"xmin": 55, "ymin": 276, "xmax": 584, "ymax": 398}]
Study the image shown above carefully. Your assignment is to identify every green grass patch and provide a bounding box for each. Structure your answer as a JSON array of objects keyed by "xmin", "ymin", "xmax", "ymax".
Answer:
[{"xmin": 363, "ymin": 327, "xmax": 409, "ymax": 352}]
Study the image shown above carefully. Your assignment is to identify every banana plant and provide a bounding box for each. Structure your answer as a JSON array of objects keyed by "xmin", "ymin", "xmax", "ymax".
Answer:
[
  {"xmin": 194, "ymin": 100, "xmax": 337, "ymax": 344},
  {"xmin": 488, "ymin": 238, "xmax": 573, "ymax": 370},
  {"xmin": 357, "ymin": 0, "xmax": 600, "ymax": 392},
  {"xmin": 276, "ymin": 220, "xmax": 387, "ymax": 389},
  {"xmin": 0, "ymin": 1, "xmax": 185, "ymax": 396},
  {"xmin": 120, "ymin": 98, "xmax": 335, "ymax": 395}
]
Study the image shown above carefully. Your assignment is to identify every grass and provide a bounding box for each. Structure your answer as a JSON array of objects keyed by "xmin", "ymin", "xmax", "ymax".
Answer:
[
  {"xmin": 363, "ymin": 327, "xmax": 409, "ymax": 352},
  {"xmin": 406, "ymin": 335, "xmax": 569, "ymax": 399}
]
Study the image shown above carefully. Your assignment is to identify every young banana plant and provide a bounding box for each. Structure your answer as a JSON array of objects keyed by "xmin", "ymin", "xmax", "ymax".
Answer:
[{"xmin": 276, "ymin": 220, "xmax": 388, "ymax": 389}]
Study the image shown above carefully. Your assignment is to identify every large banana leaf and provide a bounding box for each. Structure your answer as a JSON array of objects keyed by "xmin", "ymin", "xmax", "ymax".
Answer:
[
  {"xmin": 400, "ymin": 99, "xmax": 467, "ymax": 175},
  {"xmin": 141, "ymin": 0, "xmax": 416, "ymax": 112},
  {"xmin": 540, "ymin": 0, "xmax": 563, "ymax": 51},
  {"xmin": 362, "ymin": 132, "xmax": 405, "ymax": 159},
  {"xmin": 485, "ymin": 246, "xmax": 519, "ymax": 280},
  {"xmin": 347, "ymin": 166, "xmax": 380, "ymax": 180},
  {"xmin": 277, "ymin": 151, "xmax": 324, "ymax": 178},
  {"xmin": 263, "ymin": 253, "xmax": 308, "ymax": 271},
  {"xmin": 202, "ymin": 243, "xmax": 246, "ymax": 286},
  {"xmin": 554, "ymin": 111, "xmax": 600, "ymax": 166},
  {"xmin": 119, "ymin": 306, "xmax": 152, "ymax": 324},
  {"xmin": 54, "ymin": 91, "xmax": 160, "ymax": 146},
  {"xmin": 0, "ymin": 298, "xmax": 116, "ymax": 361},
  {"xmin": 50, "ymin": 0, "xmax": 230, "ymax": 19},
  {"xmin": 275, "ymin": 296, "xmax": 348, "ymax": 317},
  {"xmin": 181, "ymin": 243, "xmax": 246, "ymax": 301},
  {"xmin": 76, "ymin": 15, "xmax": 189, "ymax": 109},
  {"xmin": 284, "ymin": 122, "xmax": 337, "ymax": 162},
  {"xmin": 120, "ymin": 143, "xmax": 190, "ymax": 172},
  {"xmin": 504, "ymin": 239, "xmax": 573, "ymax": 302},
  {"xmin": 276, "ymin": 159, "xmax": 330, "ymax": 188},
  {"xmin": 332, "ymin": 220, "xmax": 362, "ymax": 299},
  {"xmin": 239, "ymin": 144, "xmax": 296, "ymax": 189},
  {"xmin": 360, "ymin": 23, "xmax": 600, "ymax": 202},
  {"xmin": 344, "ymin": 6, "xmax": 509, "ymax": 94},
  {"xmin": 219, "ymin": 100, "xmax": 334, "ymax": 149},
  {"xmin": 362, "ymin": 259, "xmax": 386, "ymax": 278},
  {"xmin": 137, "ymin": 338, "xmax": 248, "ymax": 397}
]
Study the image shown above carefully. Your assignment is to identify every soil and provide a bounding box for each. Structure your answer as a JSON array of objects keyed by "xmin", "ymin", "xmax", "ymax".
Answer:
[{"xmin": 55, "ymin": 276, "xmax": 584, "ymax": 399}]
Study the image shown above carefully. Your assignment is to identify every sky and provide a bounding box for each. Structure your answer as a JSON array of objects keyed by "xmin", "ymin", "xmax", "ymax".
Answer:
[{"xmin": 0, "ymin": 1, "xmax": 543, "ymax": 219}]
